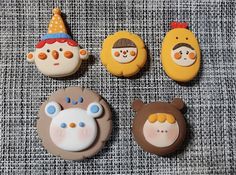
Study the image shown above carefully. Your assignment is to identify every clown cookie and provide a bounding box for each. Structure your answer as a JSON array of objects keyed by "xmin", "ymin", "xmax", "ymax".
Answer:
[
  {"xmin": 100, "ymin": 31, "xmax": 147, "ymax": 77},
  {"xmin": 132, "ymin": 98, "xmax": 187, "ymax": 156},
  {"xmin": 161, "ymin": 22, "xmax": 201, "ymax": 82},
  {"xmin": 27, "ymin": 8, "xmax": 89, "ymax": 77},
  {"xmin": 37, "ymin": 87, "xmax": 112, "ymax": 160}
]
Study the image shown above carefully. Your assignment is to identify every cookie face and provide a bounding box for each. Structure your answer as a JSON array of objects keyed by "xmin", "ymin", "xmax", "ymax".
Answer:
[
  {"xmin": 37, "ymin": 87, "xmax": 112, "ymax": 160},
  {"xmin": 132, "ymin": 98, "xmax": 186, "ymax": 156},
  {"xmin": 100, "ymin": 31, "xmax": 147, "ymax": 77},
  {"xmin": 161, "ymin": 22, "xmax": 201, "ymax": 82},
  {"xmin": 111, "ymin": 38, "xmax": 138, "ymax": 64},
  {"xmin": 27, "ymin": 8, "xmax": 89, "ymax": 77}
]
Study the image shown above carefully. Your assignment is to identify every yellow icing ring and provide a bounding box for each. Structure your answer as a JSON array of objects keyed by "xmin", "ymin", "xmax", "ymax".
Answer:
[
  {"xmin": 100, "ymin": 31, "xmax": 147, "ymax": 77},
  {"xmin": 161, "ymin": 28, "xmax": 201, "ymax": 82},
  {"xmin": 148, "ymin": 113, "xmax": 176, "ymax": 124}
]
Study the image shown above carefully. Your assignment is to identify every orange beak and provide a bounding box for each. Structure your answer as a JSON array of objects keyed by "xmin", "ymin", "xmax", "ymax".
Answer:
[{"xmin": 52, "ymin": 50, "xmax": 59, "ymax": 60}]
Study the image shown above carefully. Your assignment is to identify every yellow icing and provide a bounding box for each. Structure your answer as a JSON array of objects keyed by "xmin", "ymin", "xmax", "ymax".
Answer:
[
  {"xmin": 100, "ymin": 31, "xmax": 147, "ymax": 77},
  {"xmin": 148, "ymin": 113, "xmax": 176, "ymax": 124},
  {"xmin": 161, "ymin": 28, "xmax": 201, "ymax": 82}
]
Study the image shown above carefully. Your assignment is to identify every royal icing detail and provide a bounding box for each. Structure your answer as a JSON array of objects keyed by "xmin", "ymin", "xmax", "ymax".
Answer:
[
  {"xmin": 161, "ymin": 22, "xmax": 201, "ymax": 82},
  {"xmin": 26, "ymin": 8, "xmax": 89, "ymax": 77},
  {"xmin": 132, "ymin": 98, "xmax": 187, "ymax": 156},
  {"xmin": 44, "ymin": 101, "xmax": 103, "ymax": 152},
  {"xmin": 100, "ymin": 31, "xmax": 147, "ymax": 77},
  {"xmin": 143, "ymin": 113, "xmax": 179, "ymax": 148},
  {"xmin": 37, "ymin": 87, "xmax": 112, "ymax": 160}
]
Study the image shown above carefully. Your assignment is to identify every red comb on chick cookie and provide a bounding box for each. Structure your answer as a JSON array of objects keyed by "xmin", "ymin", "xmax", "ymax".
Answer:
[{"xmin": 170, "ymin": 22, "xmax": 188, "ymax": 29}]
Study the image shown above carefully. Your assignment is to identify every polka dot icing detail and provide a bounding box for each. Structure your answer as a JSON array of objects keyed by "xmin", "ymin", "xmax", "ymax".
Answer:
[
  {"xmin": 60, "ymin": 123, "xmax": 67, "ymax": 128},
  {"xmin": 79, "ymin": 122, "xmax": 85, "ymax": 127},
  {"xmin": 91, "ymin": 105, "xmax": 99, "ymax": 113},
  {"xmin": 78, "ymin": 96, "xmax": 83, "ymax": 103}
]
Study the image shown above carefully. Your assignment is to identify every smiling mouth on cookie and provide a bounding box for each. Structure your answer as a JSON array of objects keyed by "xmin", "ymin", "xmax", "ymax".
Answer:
[{"xmin": 54, "ymin": 63, "xmax": 60, "ymax": 66}]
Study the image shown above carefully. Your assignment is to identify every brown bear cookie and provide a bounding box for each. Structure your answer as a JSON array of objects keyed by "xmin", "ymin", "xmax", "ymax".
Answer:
[
  {"xmin": 37, "ymin": 87, "xmax": 112, "ymax": 160},
  {"xmin": 132, "ymin": 98, "xmax": 186, "ymax": 156}
]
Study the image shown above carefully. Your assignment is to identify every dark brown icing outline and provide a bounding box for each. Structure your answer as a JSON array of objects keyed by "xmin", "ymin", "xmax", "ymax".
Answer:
[{"xmin": 132, "ymin": 98, "xmax": 186, "ymax": 156}]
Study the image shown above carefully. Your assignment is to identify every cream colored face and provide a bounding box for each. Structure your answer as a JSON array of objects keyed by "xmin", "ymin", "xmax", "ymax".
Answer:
[
  {"xmin": 143, "ymin": 120, "xmax": 179, "ymax": 147},
  {"xmin": 111, "ymin": 47, "xmax": 137, "ymax": 64},
  {"xmin": 171, "ymin": 46, "xmax": 197, "ymax": 67},
  {"xmin": 34, "ymin": 42, "xmax": 81, "ymax": 77}
]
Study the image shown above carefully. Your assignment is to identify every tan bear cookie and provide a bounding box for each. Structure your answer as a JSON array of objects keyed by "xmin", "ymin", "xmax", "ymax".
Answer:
[
  {"xmin": 132, "ymin": 98, "xmax": 187, "ymax": 156},
  {"xmin": 27, "ymin": 8, "xmax": 89, "ymax": 77},
  {"xmin": 37, "ymin": 87, "xmax": 112, "ymax": 160}
]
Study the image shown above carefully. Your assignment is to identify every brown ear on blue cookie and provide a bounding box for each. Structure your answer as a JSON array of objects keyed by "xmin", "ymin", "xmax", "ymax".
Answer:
[
  {"xmin": 132, "ymin": 99, "xmax": 145, "ymax": 112},
  {"xmin": 170, "ymin": 98, "xmax": 185, "ymax": 111}
]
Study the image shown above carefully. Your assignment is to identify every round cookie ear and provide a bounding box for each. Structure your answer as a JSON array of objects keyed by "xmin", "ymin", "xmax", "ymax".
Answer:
[
  {"xmin": 87, "ymin": 102, "xmax": 103, "ymax": 118},
  {"xmin": 45, "ymin": 101, "xmax": 61, "ymax": 118},
  {"xmin": 132, "ymin": 99, "xmax": 144, "ymax": 112},
  {"xmin": 170, "ymin": 98, "xmax": 185, "ymax": 110},
  {"xmin": 27, "ymin": 52, "xmax": 35, "ymax": 63}
]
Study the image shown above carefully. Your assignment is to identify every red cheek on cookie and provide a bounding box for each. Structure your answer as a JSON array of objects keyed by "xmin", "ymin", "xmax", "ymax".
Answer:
[
  {"xmin": 50, "ymin": 125, "xmax": 66, "ymax": 145},
  {"xmin": 130, "ymin": 50, "xmax": 136, "ymax": 56},
  {"xmin": 143, "ymin": 126, "xmax": 156, "ymax": 139},
  {"xmin": 78, "ymin": 127, "xmax": 92, "ymax": 140},
  {"xmin": 167, "ymin": 126, "xmax": 179, "ymax": 141},
  {"xmin": 174, "ymin": 52, "xmax": 181, "ymax": 59},
  {"xmin": 114, "ymin": 51, "xmax": 120, "ymax": 57},
  {"xmin": 188, "ymin": 52, "xmax": 196, "ymax": 60},
  {"xmin": 38, "ymin": 52, "xmax": 47, "ymax": 60}
]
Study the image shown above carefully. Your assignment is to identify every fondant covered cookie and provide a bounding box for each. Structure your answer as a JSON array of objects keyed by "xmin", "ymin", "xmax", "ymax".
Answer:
[
  {"xmin": 27, "ymin": 8, "xmax": 89, "ymax": 77},
  {"xmin": 161, "ymin": 22, "xmax": 201, "ymax": 82},
  {"xmin": 37, "ymin": 87, "xmax": 112, "ymax": 160},
  {"xmin": 132, "ymin": 98, "xmax": 187, "ymax": 156},
  {"xmin": 100, "ymin": 31, "xmax": 147, "ymax": 77}
]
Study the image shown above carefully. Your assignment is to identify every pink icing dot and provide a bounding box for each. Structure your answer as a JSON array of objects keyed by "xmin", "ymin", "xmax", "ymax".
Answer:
[
  {"xmin": 78, "ymin": 127, "xmax": 92, "ymax": 141},
  {"xmin": 50, "ymin": 125, "xmax": 66, "ymax": 145}
]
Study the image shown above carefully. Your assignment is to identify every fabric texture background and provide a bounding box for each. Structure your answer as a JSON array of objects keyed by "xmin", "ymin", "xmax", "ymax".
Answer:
[{"xmin": 0, "ymin": 0, "xmax": 235, "ymax": 174}]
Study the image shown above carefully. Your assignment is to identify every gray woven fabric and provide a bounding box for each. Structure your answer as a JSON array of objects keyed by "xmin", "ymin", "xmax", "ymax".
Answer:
[{"xmin": 0, "ymin": 0, "xmax": 236, "ymax": 174}]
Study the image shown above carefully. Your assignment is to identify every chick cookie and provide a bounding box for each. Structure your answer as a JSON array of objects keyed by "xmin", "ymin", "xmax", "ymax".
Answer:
[
  {"xmin": 37, "ymin": 87, "xmax": 112, "ymax": 160},
  {"xmin": 100, "ymin": 31, "xmax": 147, "ymax": 77},
  {"xmin": 27, "ymin": 8, "xmax": 89, "ymax": 77},
  {"xmin": 132, "ymin": 98, "xmax": 187, "ymax": 156},
  {"xmin": 161, "ymin": 22, "xmax": 201, "ymax": 82}
]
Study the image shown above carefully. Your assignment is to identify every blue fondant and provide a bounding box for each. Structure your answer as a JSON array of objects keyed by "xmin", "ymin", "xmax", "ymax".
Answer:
[
  {"xmin": 72, "ymin": 100, "xmax": 78, "ymax": 105},
  {"xmin": 79, "ymin": 122, "xmax": 85, "ymax": 127},
  {"xmin": 60, "ymin": 123, "xmax": 67, "ymax": 128},
  {"xmin": 78, "ymin": 96, "xmax": 83, "ymax": 103},
  {"xmin": 90, "ymin": 105, "xmax": 99, "ymax": 113},
  {"xmin": 47, "ymin": 105, "xmax": 56, "ymax": 114},
  {"xmin": 41, "ymin": 33, "xmax": 71, "ymax": 40},
  {"xmin": 66, "ymin": 97, "xmax": 70, "ymax": 103}
]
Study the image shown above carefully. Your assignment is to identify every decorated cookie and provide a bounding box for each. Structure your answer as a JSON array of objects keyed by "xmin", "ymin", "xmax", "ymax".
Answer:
[
  {"xmin": 27, "ymin": 8, "xmax": 89, "ymax": 77},
  {"xmin": 161, "ymin": 22, "xmax": 201, "ymax": 82},
  {"xmin": 132, "ymin": 98, "xmax": 187, "ymax": 156},
  {"xmin": 37, "ymin": 87, "xmax": 112, "ymax": 160},
  {"xmin": 100, "ymin": 31, "xmax": 147, "ymax": 77}
]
